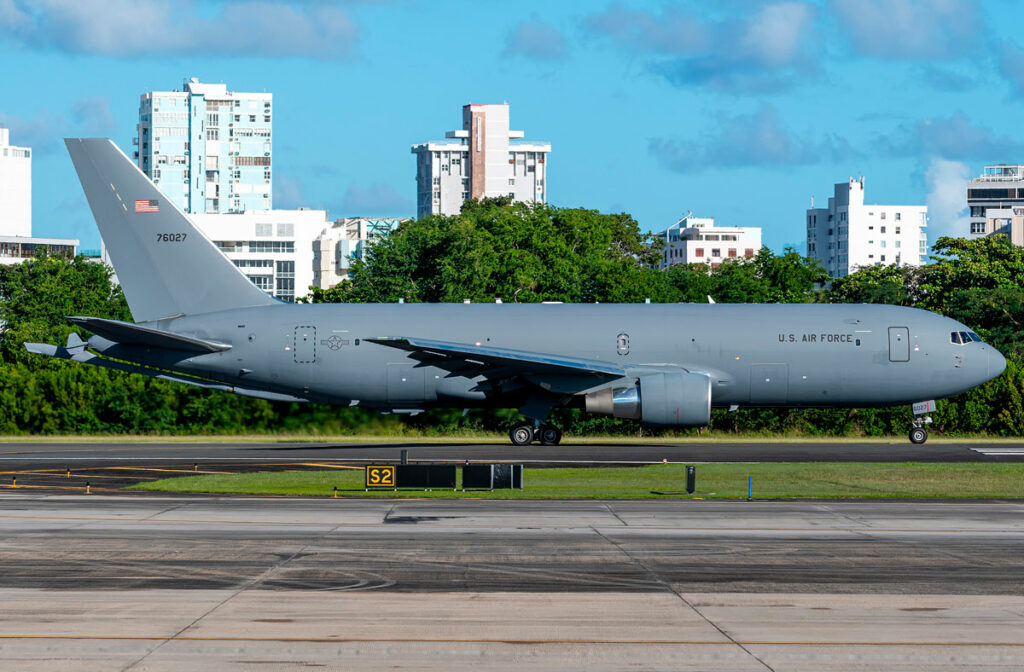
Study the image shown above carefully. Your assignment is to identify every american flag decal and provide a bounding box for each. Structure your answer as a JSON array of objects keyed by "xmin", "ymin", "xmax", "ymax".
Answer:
[{"xmin": 134, "ymin": 199, "xmax": 159, "ymax": 213}]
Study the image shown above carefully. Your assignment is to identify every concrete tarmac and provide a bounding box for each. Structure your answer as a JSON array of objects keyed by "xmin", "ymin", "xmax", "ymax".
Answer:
[{"xmin": 1, "ymin": 494, "xmax": 1023, "ymax": 670}]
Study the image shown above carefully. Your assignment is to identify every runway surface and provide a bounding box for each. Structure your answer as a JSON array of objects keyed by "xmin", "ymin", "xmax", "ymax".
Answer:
[
  {"xmin": 3, "ymin": 439, "xmax": 1024, "ymax": 464},
  {"xmin": 1, "ymin": 494, "xmax": 1023, "ymax": 670},
  {"xmin": 1, "ymin": 439, "xmax": 1022, "ymax": 494}
]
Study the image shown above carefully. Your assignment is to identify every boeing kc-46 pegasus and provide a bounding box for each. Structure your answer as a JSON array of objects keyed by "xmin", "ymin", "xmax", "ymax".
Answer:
[{"xmin": 25, "ymin": 139, "xmax": 1007, "ymax": 445}]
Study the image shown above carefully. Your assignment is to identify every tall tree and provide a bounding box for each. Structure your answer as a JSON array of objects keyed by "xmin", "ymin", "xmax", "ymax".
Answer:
[
  {"xmin": 0, "ymin": 251, "xmax": 130, "ymax": 365},
  {"xmin": 308, "ymin": 198, "xmax": 668, "ymax": 304}
]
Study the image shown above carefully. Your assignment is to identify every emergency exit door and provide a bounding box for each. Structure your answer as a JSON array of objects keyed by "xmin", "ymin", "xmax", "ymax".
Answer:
[
  {"xmin": 888, "ymin": 327, "xmax": 909, "ymax": 362},
  {"xmin": 294, "ymin": 326, "xmax": 316, "ymax": 364}
]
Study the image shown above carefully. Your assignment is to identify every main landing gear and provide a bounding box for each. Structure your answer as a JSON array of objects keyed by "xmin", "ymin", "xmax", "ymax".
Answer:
[{"xmin": 509, "ymin": 423, "xmax": 563, "ymax": 446}]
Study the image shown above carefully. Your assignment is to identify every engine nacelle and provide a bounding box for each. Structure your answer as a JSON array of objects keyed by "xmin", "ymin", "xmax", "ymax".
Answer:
[{"xmin": 584, "ymin": 372, "xmax": 712, "ymax": 427}]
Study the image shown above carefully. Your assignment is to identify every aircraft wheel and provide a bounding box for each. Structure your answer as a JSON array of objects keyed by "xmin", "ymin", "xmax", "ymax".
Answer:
[
  {"xmin": 909, "ymin": 426, "xmax": 928, "ymax": 444},
  {"xmin": 538, "ymin": 425, "xmax": 562, "ymax": 446},
  {"xmin": 509, "ymin": 424, "xmax": 535, "ymax": 446}
]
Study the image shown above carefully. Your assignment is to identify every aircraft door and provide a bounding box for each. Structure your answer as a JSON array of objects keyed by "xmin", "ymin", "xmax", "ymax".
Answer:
[
  {"xmin": 293, "ymin": 326, "xmax": 316, "ymax": 364},
  {"xmin": 750, "ymin": 363, "xmax": 789, "ymax": 403},
  {"xmin": 888, "ymin": 327, "xmax": 910, "ymax": 362}
]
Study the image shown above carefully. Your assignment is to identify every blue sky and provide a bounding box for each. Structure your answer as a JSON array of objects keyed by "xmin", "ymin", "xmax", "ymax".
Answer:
[{"xmin": 1, "ymin": 0, "xmax": 1022, "ymax": 252}]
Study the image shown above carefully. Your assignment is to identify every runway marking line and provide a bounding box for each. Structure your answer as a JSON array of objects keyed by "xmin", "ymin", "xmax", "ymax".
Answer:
[
  {"xmin": 0, "ymin": 471, "xmax": 152, "ymax": 481},
  {"xmin": 0, "ymin": 484, "xmax": 105, "ymax": 492},
  {"xmin": 107, "ymin": 466, "xmax": 229, "ymax": 475},
  {"xmin": 0, "ymin": 635, "xmax": 1021, "ymax": 646}
]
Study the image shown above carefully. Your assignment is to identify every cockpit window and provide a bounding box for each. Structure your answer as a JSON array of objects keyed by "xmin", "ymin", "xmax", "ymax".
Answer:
[{"xmin": 952, "ymin": 331, "xmax": 982, "ymax": 345}]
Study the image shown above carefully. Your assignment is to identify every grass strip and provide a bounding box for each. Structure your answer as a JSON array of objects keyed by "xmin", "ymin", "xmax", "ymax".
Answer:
[{"xmin": 129, "ymin": 463, "xmax": 1024, "ymax": 499}]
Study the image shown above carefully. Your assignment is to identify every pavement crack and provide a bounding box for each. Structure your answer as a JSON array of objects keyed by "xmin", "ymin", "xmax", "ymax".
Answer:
[
  {"xmin": 140, "ymin": 502, "xmax": 188, "ymax": 521},
  {"xmin": 591, "ymin": 525, "xmax": 777, "ymax": 672},
  {"xmin": 120, "ymin": 519, "xmax": 347, "ymax": 672},
  {"xmin": 603, "ymin": 503, "xmax": 628, "ymax": 526},
  {"xmin": 382, "ymin": 502, "xmax": 397, "ymax": 524}
]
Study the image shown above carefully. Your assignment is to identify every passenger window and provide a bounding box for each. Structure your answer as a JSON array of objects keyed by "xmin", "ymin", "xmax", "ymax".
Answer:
[{"xmin": 950, "ymin": 332, "xmax": 962, "ymax": 345}]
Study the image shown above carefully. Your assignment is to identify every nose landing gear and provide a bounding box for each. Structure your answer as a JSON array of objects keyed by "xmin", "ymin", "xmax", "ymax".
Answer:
[{"xmin": 909, "ymin": 400, "xmax": 936, "ymax": 444}]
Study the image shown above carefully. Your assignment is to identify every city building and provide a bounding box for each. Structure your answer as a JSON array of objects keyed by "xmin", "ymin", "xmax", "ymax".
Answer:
[
  {"xmin": 0, "ymin": 236, "xmax": 78, "ymax": 265},
  {"xmin": 806, "ymin": 178, "xmax": 927, "ymax": 278},
  {"xmin": 0, "ymin": 128, "xmax": 79, "ymax": 264},
  {"xmin": 135, "ymin": 77, "xmax": 272, "ymax": 215},
  {"xmin": 312, "ymin": 217, "xmax": 408, "ymax": 288},
  {"xmin": 411, "ymin": 103, "xmax": 550, "ymax": 219},
  {"xmin": 967, "ymin": 164, "xmax": 1024, "ymax": 244},
  {"xmin": 189, "ymin": 209, "xmax": 328, "ymax": 302},
  {"xmin": 653, "ymin": 215, "xmax": 761, "ymax": 269},
  {"xmin": 0, "ymin": 127, "xmax": 31, "ymax": 237}
]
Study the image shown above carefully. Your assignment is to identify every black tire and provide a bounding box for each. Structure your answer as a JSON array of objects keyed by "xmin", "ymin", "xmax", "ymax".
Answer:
[
  {"xmin": 509, "ymin": 425, "xmax": 534, "ymax": 446},
  {"xmin": 909, "ymin": 427, "xmax": 928, "ymax": 444},
  {"xmin": 539, "ymin": 426, "xmax": 562, "ymax": 446}
]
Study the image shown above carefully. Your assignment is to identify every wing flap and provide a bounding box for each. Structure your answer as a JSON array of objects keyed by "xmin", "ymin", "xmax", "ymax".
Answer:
[{"xmin": 367, "ymin": 336, "xmax": 626, "ymax": 393}]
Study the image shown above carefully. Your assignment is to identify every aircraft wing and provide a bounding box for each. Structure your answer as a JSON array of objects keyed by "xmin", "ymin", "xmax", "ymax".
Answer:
[{"xmin": 366, "ymin": 336, "xmax": 626, "ymax": 394}]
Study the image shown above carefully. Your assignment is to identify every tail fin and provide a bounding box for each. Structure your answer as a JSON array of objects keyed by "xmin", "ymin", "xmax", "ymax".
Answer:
[{"xmin": 65, "ymin": 138, "xmax": 276, "ymax": 322}]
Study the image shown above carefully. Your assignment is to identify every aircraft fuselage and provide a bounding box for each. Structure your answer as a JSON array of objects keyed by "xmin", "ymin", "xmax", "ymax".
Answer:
[{"xmin": 103, "ymin": 302, "xmax": 1003, "ymax": 411}]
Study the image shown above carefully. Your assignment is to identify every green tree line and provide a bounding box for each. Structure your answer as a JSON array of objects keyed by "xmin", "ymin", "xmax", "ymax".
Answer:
[{"xmin": 2, "ymin": 198, "xmax": 1021, "ymax": 436}]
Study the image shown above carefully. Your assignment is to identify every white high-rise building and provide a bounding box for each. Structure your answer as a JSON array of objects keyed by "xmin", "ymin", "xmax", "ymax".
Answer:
[
  {"xmin": 189, "ymin": 209, "xmax": 328, "ymax": 302},
  {"xmin": 653, "ymin": 215, "xmax": 762, "ymax": 269},
  {"xmin": 312, "ymin": 217, "xmax": 408, "ymax": 288},
  {"xmin": 0, "ymin": 127, "xmax": 32, "ymax": 237},
  {"xmin": 807, "ymin": 178, "xmax": 928, "ymax": 278},
  {"xmin": 135, "ymin": 77, "xmax": 272, "ymax": 215},
  {"xmin": 0, "ymin": 128, "xmax": 80, "ymax": 264},
  {"xmin": 411, "ymin": 103, "xmax": 550, "ymax": 219}
]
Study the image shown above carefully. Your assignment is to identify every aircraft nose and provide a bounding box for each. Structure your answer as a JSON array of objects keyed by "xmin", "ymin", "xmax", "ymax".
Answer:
[{"xmin": 989, "ymin": 348, "xmax": 1007, "ymax": 380}]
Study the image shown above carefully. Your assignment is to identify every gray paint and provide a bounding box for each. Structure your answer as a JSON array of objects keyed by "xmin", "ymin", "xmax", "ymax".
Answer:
[{"xmin": 25, "ymin": 139, "xmax": 1008, "ymax": 432}]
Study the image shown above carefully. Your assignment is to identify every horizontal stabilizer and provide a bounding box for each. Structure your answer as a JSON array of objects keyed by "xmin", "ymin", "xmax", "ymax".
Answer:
[
  {"xmin": 23, "ymin": 341, "xmax": 305, "ymax": 402},
  {"xmin": 66, "ymin": 316, "xmax": 230, "ymax": 353}
]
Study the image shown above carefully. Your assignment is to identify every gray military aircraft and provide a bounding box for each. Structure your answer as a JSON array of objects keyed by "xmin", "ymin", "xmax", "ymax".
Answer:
[{"xmin": 25, "ymin": 139, "xmax": 1006, "ymax": 445}]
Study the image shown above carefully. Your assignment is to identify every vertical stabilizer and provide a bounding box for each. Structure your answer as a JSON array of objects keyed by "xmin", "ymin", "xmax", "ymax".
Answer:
[{"xmin": 65, "ymin": 138, "xmax": 276, "ymax": 322}]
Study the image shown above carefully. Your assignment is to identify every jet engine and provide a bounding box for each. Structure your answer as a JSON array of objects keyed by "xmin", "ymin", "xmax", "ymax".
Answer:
[{"xmin": 584, "ymin": 372, "xmax": 712, "ymax": 427}]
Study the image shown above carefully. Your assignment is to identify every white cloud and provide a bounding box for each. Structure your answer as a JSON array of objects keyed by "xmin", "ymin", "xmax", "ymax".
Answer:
[
  {"xmin": 0, "ymin": 0, "xmax": 357, "ymax": 58},
  {"xmin": 583, "ymin": 2, "xmax": 817, "ymax": 91},
  {"xmin": 830, "ymin": 0, "xmax": 979, "ymax": 60},
  {"xmin": 581, "ymin": 3, "xmax": 707, "ymax": 55},
  {"xmin": 876, "ymin": 112, "xmax": 1024, "ymax": 160},
  {"xmin": 740, "ymin": 3, "xmax": 814, "ymax": 67},
  {"xmin": 649, "ymin": 104, "xmax": 855, "ymax": 172},
  {"xmin": 925, "ymin": 158, "xmax": 970, "ymax": 241},
  {"xmin": 503, "ymin": 15, "xmax": 568, "ymax": 61}
]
